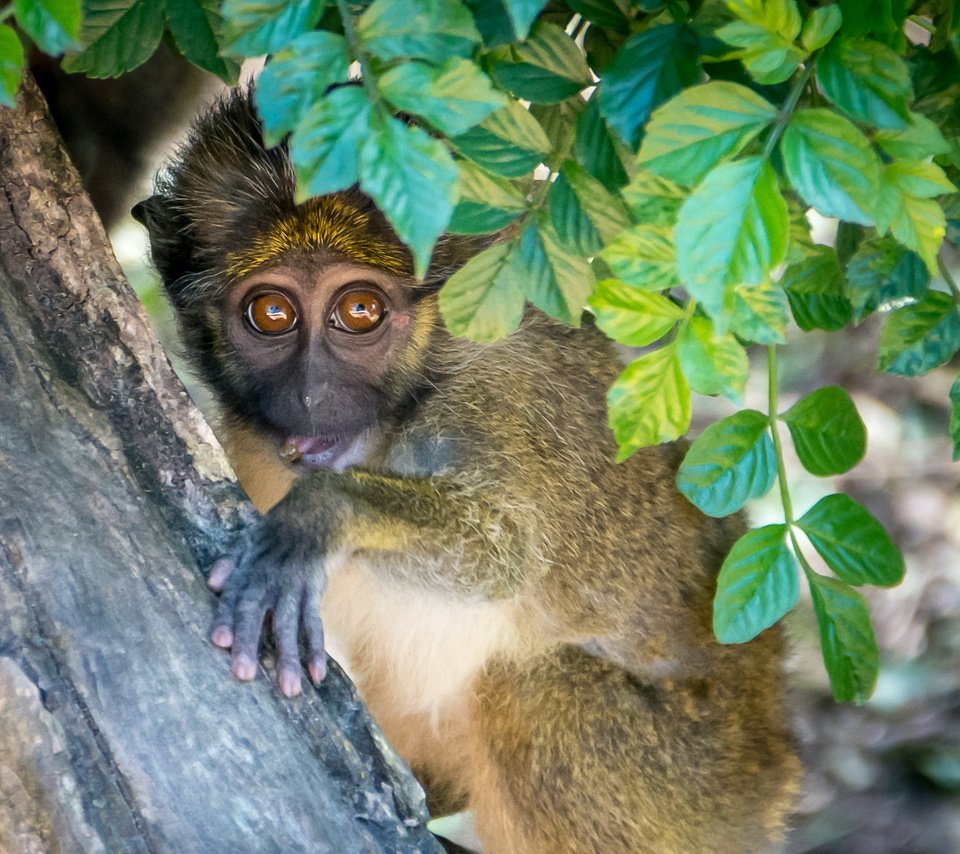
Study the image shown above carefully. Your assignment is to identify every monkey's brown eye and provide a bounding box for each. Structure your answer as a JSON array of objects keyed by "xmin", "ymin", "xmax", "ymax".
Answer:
[
  {"xmin": 245, "ymin": 292, "xmax": 298, "ymax": 335},
  {"xmin": 330, "ymin": 287, "xmax": 386, "ymax": 334}
]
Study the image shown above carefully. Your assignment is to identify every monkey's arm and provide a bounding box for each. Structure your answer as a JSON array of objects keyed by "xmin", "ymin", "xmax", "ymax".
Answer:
[{"xmin": 211, "ymin": 468, "xmax": 530, "ymax": 696}]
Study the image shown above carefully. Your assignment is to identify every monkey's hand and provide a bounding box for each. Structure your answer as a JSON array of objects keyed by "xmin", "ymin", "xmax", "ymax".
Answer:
[{"xmin": 206, "ymin": 511, "xmax": 328, "ymax": 699}]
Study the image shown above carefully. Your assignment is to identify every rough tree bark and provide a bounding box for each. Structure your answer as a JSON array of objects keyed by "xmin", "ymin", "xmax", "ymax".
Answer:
[{"xmin": 0, "ymin": 78, "xmax": 442, "ymax": 854}]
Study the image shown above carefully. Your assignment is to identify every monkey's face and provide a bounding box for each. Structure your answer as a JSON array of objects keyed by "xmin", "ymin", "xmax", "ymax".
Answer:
[{"xmin": 221, "ymin": 258, "xmax": 418, "ymax": 470}]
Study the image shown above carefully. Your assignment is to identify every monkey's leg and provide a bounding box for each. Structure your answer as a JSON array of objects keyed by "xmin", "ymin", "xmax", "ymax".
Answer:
[{"xmin": 468, "ymin": 645, "xmax": 799, "ymax": 854}]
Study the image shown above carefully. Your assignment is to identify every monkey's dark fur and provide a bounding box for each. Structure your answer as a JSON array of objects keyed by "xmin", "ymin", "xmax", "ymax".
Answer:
[{"xmin": 137, "ymin": 89, "xmax": 800, "ymax": 853}]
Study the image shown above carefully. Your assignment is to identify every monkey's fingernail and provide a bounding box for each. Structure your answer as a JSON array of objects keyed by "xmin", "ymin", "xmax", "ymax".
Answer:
[
  {"xmin": 279, "ymin": 668, "xmax": 302, "ymax": 698},
  {"xmin": 279, "ymin": 441, "xmax": 302, "ymax": 463},
  {"xmin": 308, "ymin": 657, "xmax": 327, "ymax": 684},
  {"xmin": 233, "ymin": 655, "xmax": 257, "ymax": 681},
  {"xmin": 207, "ymin": 559, "xmax": 234, "ymax": 591},
  {"xmin": 211, "ymin": 626, "xmax": 234, "ymax": 648}
]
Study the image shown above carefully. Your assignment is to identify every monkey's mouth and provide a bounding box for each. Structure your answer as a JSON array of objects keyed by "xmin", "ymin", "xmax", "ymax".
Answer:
[{"xmin": 279, "ymin": 432, "xmax": 371, "ymax": 472}]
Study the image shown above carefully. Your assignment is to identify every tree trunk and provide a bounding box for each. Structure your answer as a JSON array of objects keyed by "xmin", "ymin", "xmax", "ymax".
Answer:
[{"xmin": 0, "ymin": 77, "xmax": 441, "ymax": 854}]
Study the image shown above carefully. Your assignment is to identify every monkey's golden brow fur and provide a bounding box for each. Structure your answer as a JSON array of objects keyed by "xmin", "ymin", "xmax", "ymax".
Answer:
[{"xmin": 226, "ymin": 195, "xmax": 409, "ymax": 280}]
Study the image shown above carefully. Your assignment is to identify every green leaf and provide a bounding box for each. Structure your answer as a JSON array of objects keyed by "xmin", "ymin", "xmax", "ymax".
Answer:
[
  {"xmin": 598, "ymin": 23, "xmax": 701, "ymax": 149},
  {"xmin": 549, "ymin": 160, "xmax": 631, "ymax": 255},
  {"xmin": 380, "ymin": 59, "xmax": 506, "ymax": 138},
  {"xmin": 513, "ymin": 218, "xmax": 595, "ymax": 325},
  {"xmin": 500, "ymin": 0, "xmax": 547, "ymax": 40},
  {"xmin": 785, "ymin": 197, "xmax": 818, "ymax": 265},
  {"xmin": 0, "ymin": 25, "xmax": 24, "ymax": 108},
  {"xmin": 677, "ymin": 316, "xmax": 749, "ymax": 402},
  {"xmin": 801, "ymin": 3, "xmax": 842, "ymax": 51},
  {"xmin": 569, "ymin": 0, "xmax": 632, "ymax": 30},
  {"xmin": 717, "ymin": 0, "xmax": 807, "ymax": 85},
  {"xmin": 357, "ymin": 0, "xmax": 480, "ymax": 62},
  {"xmin": 438, "ymin": 241, "xmax": 525, "ymax": 341},
  {"xmin": 621, "ymin": 170, "xmax": 685, "ymax": 227},
  {"xmin": 877, "ymin": 290, "xmax": 960, "ymax": 377},
  {"xmin": 289, "ymin": 86, "xmax": 372, "ymax": 198},
  {"xmin": 488, "ymin": 21, "xmax": 591, "ymax": 104},
  {"xmin": 949, "ymin": 377, "xmax": 960, "ymax": 462},
  {"xmin": 782, "ymin": 245, "xmax": 853, "ymax": 331},
  {"xmin": 608, "ymin": 344, "xmax": 691, "ymax": 458},
  {"xmin": 166, "ymin": 0, "xmax": 238, "ymax": 83},
  {"xmin": 677, "ymin": 410, "xmax": 777, "ymax": 517},
  {"xmin": 598, "ymin": 225, "xmax": 678, "ymax": 291},
  {"xmin": 451, "ymin": 99, "xmax": 550, "ymax": 178},
  {"xmin": 781, "ymin": 108, "xmax": 881, "ymax": 226},
  {"xmin": 844, "ymin": 236, "xmax": 927, "ymax": 321},
  {"xmin": 874, "ymin": 161, "xmax": 955, "ymax": 273},
  {"xmin": 14, "ymin": 0, "xmax": 80, "ymax": 54},
  {"xmin": 574, "ymin": 96, "xmax": 629, "ymax": 191},
  {"xmin": 255, "ymin": 32, "xmax": 350, "ymax": 145},
  {"xmin": 798, "ymin": 494, "xmax": 904, "ymax": 587},
  {"xmin": 359, "ymin": 115, "xmax": 458, "ymax": 279},
  {"xmin": 676, "ymin": 157, "xmax": 788, "ymax": 321},
  {"xmin": 713, "ymin": 525, "xmax": 799, "ymax": 643},
  {"xmin": 817, "ymin": 36, "xmax": 912, "ymax": 129},
  {"xmin": 62, "ymin": 0, "xmax": 164, "ymax": 77},
  {"xmin": 588, "ymin": 279, "xmax": 683, "ymax": 347},
  {"xmin": 529, "ymin": 98, "xmax": 583, "ymax": 168},
  {"xmin": 875, "ymin": 112, "xmax": 952, "ymax": 160},
  {"xmin": 220, "ymin": 0, "xmax": 325, "ymax": 57},
  {"xmin": 781, "ymin": 386, "xmax": 866, "ymax": 476},
  {"xmin": 730, "ymin": 280, "xmax": 788, "ymax": 344},
  {"xmin": 809, "ymin": 573, "xmax": 878, "ymax": 702},
  {"xmin": 836, "ymin": 0, "xmax": 897, "ymax": 37},
  {"xmin": 636, "ymin": 81, "xmax": 777, "ymax": 187},
  {"xmin": 448, "ymin": 160, "xmax": 526, "ymax": 235}
]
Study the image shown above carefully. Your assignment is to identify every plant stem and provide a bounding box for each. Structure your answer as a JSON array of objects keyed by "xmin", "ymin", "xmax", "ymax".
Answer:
[
  {"xmin": 336, "ymin": 0, "xmax": 380, "ymax": 107},
  {"xmin": 761, "ymin": 61, "xmax": 816, "ymax": 161},
  {"xmin": 767, "ymin": 345, "xmax": 795, "ymax": 526}
]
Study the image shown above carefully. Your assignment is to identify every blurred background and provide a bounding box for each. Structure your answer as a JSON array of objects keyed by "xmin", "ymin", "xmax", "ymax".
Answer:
[{"xmin": 40, "ymin": 51, "xmax": 960, "ymax": 853}]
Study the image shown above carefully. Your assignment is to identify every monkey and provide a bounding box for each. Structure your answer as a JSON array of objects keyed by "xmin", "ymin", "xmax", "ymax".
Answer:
[{"xmin": 133, "ymin": 88, "xmax": 801, "ymax": 853}]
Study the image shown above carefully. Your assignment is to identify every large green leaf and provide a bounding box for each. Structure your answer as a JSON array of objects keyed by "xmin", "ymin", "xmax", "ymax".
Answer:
[
  {"xmin": 716, "ymin": 0, "xmax": 807, "ymax": 85},
  {"xmin": 588, "ymin": 280, "xmax": 683, "ymax": 347},
  {"xmin": 569, "ymin": 0, "xmax": 632, "ymax": 30},
  {"xmin": 438, "ymin": 241, "xmax": 525, "ymax": 341},
  {"xmin": 358, "ymin": 115, "xmax": 458, "ymax": 279},
  {"xmin": 877, "ymin": 290, "xmax": 960, "ymax": 377},
  {"xmin": 801, "ymin": 3, "xmax": 842, "ymax": 51},
  {"xmin": 677, "ymin": 410, "xmax": 776, "ymax": 517},
  {"xmin": 357, "ymin": 0, "xmax": 480, "ymax": 62},
  {"xmin": 451, "ymin": 99, "xmax": 550, "ymax": 178},
  {"xmin": 380, "ymin": 59, "xmax": 506, "ymax": 137},
  {"xmin": 677, "ymin": 316, "xmax": 749, "ymax": 403},
  {"xmin": 875, "ymin": 112, "xmax": 952, "ymax": 160},
  {"xmin": 598, "ymin": 23, "xmax": 701, "ymax": 149},
  {"xmin": 500, "ymin": 0, "xmax": 548, "ymax": 40},
  {"xmin": 729, "ymin": 279, "xmax": 789, "ymax": 345},
  {"xmin": 529, "ymin": 98, "xmax": 583, "ymax": 168},
  {"xmin": 448, "ymin": 160, "xmax": 527, "ymax": 235},
  {"xmin": 844, "ymin": 236, "xmax": 927, "ymax": 322},
  {"xmin": 166, "ymin": 0, "xmax": 238, "ymax": 83},
  {"xmin": 798, "ymin": 494, "xmax": 904, "ymax": 587},
  {"xmin": 256, "ymin": 32, "xmax": 350, "ymax": 145},
  {"xmin": 0, "ymin": 25, "xmax": 24, "ymax": 108},
  {"xmin": 621, "ymin": 171, "xmax": 685, "ymax": 227},
  {"xmin": 598, "ymin": 225, "xmax": 678, "ymax": 291},
  {"xmin": 62, "ymin": 0, "xmax": 164, "ymax": 77},
  {"xmin": 574, "ymin": 96, "xmax": 629, "ymax": 190},
  {"xmin": 608, "ymin": 344, "xmax": 691, "ymax": 459},
  {"xmin": 14, "ymin": 0, "xmax": 80, "ymax": 54},
  {"xmin": 548, "ymin": 161, "xmax": 631, "ymax": 255},
  {"xmin": 512, "ymin": 218, "xmax": 594, "ymax": 325},
  {"xmin": 289, "ymin": 87, "xmax": 372, "ymax": 198},
  {"xmin": 675, "ymin": 157, "xmax": 788, "ymax": 322},
  {"xmin": 220, "ymin": 0, "xmax": 325, "ymax": 57},
  {"xmin": 636, "ymin": 81, "xmax": 777, "ymax": 187},
  {"xmin": 782, "ymin": 246, "xmax": 853, "ymax": 332},
  {"xmin": 488, "ymin": 21, "xmax": 591, "ymax": 104},
  {"xmin": 817, "ymin": 36, "xmax": 912, "ymax": 129},
  {"xmin": 713, "ymin": 525, "xmax": 799, "ymax": 644},
  {"xmin": 781, "ymin": 108, "xmax": 881, "ymax": 226},
  {"xmin": 808, "ymin": 572, "xmax": 879, "ymax": 703},
  {"xmin": 781, "ymin": 386, "xmax": 866, "ymax": 476}
]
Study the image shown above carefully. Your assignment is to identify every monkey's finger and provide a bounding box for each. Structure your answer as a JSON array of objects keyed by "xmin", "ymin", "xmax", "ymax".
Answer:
[
  {"xmin": 303, "ymin": 584, "xmax": 327, "ymax": 685},
  {"xmin": 273, "ymin": 586, "xmax": 303, "ymax": 698},
  {"xmin": 207, "ymin": 557, "xmax": 235, "ymax": 592},
  {"xmin": 211, "ymin": 579, "xmax": 243, "ymax": 649},
  {"xmin": 231, "ymin": 590, "xmax": 269, "ymax": 682}
]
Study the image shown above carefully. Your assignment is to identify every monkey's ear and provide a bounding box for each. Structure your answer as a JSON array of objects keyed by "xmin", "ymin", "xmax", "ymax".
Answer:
[{"xmin": 132, "ymin": 195, "xmax": 195, "ymax": 304}]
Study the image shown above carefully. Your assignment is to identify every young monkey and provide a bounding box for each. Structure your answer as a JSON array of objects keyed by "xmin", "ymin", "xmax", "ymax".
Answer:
[{"xmin": 135, "ymin": 89, "xmax": 800, "ymax": 853}]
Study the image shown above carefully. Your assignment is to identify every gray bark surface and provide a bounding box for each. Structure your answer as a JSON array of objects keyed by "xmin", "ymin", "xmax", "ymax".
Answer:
[{"xmin": 0, "ymin": 78, "xmax": 441, "ymax": 854}]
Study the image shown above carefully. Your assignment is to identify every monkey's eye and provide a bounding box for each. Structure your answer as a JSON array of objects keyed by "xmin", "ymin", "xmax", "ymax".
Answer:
[
  {"xmin": 245, "ymin": 292, "xmax": 298, "ymax": 335},
  {"xmin": 330, "ymin": 287, "xmax": 387, "ymax": 334}
]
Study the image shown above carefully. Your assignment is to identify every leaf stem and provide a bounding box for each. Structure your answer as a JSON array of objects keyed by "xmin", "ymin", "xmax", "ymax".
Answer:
[
  {"xmin": 761, "ymin": 61, "xmax": 816, "ymax": 161},
  {"xmin": 336, "ymin": 0, "xmax": 380, "ymax": 107},
  {"xmin": 767, "ymin": 345, "xmax": 795, "ymax": 526}
]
